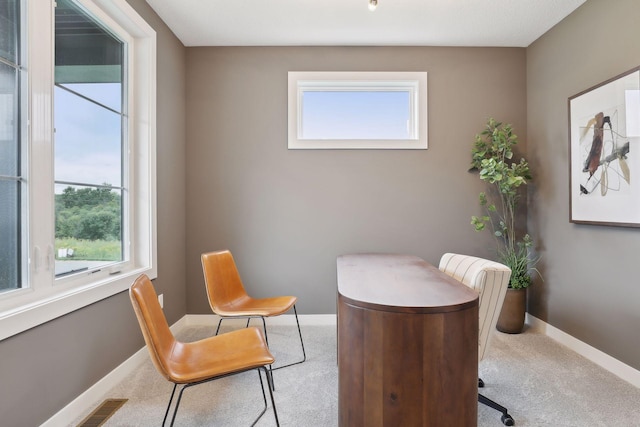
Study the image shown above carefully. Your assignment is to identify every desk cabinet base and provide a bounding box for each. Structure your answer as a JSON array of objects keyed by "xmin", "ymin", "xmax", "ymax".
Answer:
[{"xmin": 338, "ymin": 295, "xmax": 479, "ymax": 427}]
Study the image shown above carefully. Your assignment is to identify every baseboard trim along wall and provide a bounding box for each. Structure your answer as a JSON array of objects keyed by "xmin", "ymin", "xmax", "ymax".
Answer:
[
  {"xmin": 184, "ymin": 313, "xmax": 337, "ymax": 328},
  {"xmin": 44, "ymin": 313, "xmax": 637, "ymax": 426},
  {"xmin": 526, "ymin": 313, "xmax": 640, "ymax": 388}
]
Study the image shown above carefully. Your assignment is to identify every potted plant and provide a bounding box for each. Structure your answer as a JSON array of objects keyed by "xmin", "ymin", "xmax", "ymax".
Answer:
[{"xmin": 470, "ymin": 118, "xmax": 540, "ymax": 334}]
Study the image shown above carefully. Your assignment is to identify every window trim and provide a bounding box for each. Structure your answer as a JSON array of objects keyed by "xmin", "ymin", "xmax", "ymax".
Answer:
[
  {"xmin": 288, "ymin": 71, "xmax": 428, "ymax": 150},
  {"xmin": 0, "ymin": 0, "xmax": 156, "ymax": 341}
]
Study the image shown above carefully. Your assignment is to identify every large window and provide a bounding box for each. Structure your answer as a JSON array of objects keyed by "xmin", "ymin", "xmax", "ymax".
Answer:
[
  {"xmin": 288, "ymin": 72, "xmax": 428, "ymax": 149},
  {"xmin": 0, "ymin": 0, "xmax": 156, "ymax": 340}
]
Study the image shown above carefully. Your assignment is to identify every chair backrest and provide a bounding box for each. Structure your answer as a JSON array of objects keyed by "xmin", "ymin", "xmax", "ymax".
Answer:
[
  {"xmin": 201, "ymin": 250, "xmax": 250, "ymax": 314},
  {"xmin": 439, "ymin": 253, "xmax": 511, "ymax": 361},
  {"xmin": 129, "ymin": 274, "xmax": 178, "ymax": 381}
]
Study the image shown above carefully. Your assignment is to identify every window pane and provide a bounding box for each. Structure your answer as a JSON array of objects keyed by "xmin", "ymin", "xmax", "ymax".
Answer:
[
  {"xmin": 0, "ymin": 61, "xmax": 18, "ymax": 177},
  {"xmin": 54, "ymin": 0, "xmax": 125, "ymax": 277},
  {"xmin": 0, "ymin": 0, "xmax": 19, "ymax": 63},
  {"xmin": 301, "ymin": 91, "xmax": 411, "ymax": 140},
  {"xmin": 58, "ymin": 82, "xmax": 122, "ymax": 113},
  {"xmin": 54, "ymin": 85, "xmax": 122, "ymax": 186},
  {"xmin": 54, "ymin": 184, "xmax": 122, "ymax": 277},
  {"xmin": 0, "ymin": 179, "xmax": 19, "ymax": 291}
]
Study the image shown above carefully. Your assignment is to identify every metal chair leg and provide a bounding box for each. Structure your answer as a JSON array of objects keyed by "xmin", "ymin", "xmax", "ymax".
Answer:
[
  {"xmin": 271, "ymin": 304, "xmax": 307, "ymax": 370},
  {"xmin": 162, "ymin": 383, "xmax": 178, "ymax": 427},
  {"xmin": 164, "ymin": 368, "xmax": 279, "ymax": 426},
  {"xmin": 215, "ymin": 307, "xmax": 306, "ymax": 392},
  {"xmin": 261, "ymin": 366, "xmax": 280, "ymax": 426},
  {"xmin": 216, "ymin": 307, "xmax": 307, "ymax": 371},
  {"xmin": 250, "ymin": 370, "xmax": 268, "ymax": 426},
  {"xmin": 169, "ymin": 384, "xmax": 190, "ymax": 427},
  {"xmin": 252, "ymin": 368, "xmax": 280, "ymax": 427},
  {"xmin": 258, "ymin": 316, "xmax": 276, "ymax": 391}
]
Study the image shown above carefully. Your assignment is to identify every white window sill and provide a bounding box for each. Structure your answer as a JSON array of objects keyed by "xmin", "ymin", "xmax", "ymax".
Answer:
[{"xmin": 0, "ymin": 267, "xmax": 154, "ymax": 341}]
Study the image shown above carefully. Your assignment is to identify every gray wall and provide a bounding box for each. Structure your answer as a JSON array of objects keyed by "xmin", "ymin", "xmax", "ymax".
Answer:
[
  {"xmin": 0, "ymin": 1, "xmax": 187, "ymax": 425},
  {"xmin": 185, "ymin": 46, "xmax": 527, "ymax": 314},
  {"xmin": 527, "ymin": 0, "xmax": 640, "ymax": 370}
]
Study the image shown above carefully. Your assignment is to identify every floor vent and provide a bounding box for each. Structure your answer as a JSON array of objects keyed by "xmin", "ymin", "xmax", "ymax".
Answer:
[{"xmin": 76, "ymin": 398, "xmax": 128, "ymax": 427}]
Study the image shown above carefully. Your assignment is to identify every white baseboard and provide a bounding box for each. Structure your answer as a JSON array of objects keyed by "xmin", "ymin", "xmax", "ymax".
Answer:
[
  {"xmin": 526, "ymin": 313, "xmax": 640, "ymax": 388},
  {"xmin": 41, "ymin": 316, "xmax": 189, "ymax": 427},
  {"xmin": 184, "ymin": 313, "xmax": 337, "ymax": 328},
  {"xmin": 41, "ymin": 314, "xmax": 334, "ymax": 426}
]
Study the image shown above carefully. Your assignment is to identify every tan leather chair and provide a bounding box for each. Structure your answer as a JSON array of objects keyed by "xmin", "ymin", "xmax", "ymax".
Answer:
[
  {"xmin": 439, "ymin": 253, "xmax": 514, "ymax": 426},
  {"xmin": 201, "ymin": 250, "xmax": 306, "ymax": 378},
  {"xmin": 129, "ymin": 274, "xmax": 280, "ymax": 426}
]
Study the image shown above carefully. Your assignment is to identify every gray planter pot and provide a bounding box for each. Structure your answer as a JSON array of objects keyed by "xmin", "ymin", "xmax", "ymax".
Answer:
[{"xmin": 496, "ymin": 287, "xmax": 526, "ymax": 334}]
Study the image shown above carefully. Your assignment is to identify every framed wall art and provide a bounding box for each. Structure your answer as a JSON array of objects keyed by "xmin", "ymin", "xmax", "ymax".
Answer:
[{"xmin": 569, "ymin": 66, "xmax": 640, "ymax": 227}]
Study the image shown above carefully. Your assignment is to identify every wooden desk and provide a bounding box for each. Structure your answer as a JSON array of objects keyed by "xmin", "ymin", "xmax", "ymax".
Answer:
[{"xmin": 337, "ymin": 254, "xmax": 479, "ymax": 427}]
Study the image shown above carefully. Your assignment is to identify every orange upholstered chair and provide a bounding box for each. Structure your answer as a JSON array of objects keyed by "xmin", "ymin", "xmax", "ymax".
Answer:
[
  {"xmin": 201, "ymin": 250, "xmax": 306, "ymax": 377},
  {"xmin": 129, "ymin": 274, "xmax": 280, "ymax": 426}
]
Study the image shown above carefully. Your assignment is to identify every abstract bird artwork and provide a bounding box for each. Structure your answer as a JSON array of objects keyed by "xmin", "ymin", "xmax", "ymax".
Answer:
[
  {"xmin": 569, "ymin": 66, "xmax": 640, "ymax": 227},
  {"xmin": 579, "ymin": 111, "xmax": 630, "ymax": 196}
]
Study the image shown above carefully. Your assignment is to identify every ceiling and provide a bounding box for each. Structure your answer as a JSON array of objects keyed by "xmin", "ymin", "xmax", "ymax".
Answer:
[{"xmin": 145, "ymin": 0, "xmax": 586, "ymax": 48}]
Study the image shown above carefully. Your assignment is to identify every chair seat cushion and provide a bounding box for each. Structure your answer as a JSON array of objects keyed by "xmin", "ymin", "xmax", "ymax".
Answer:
[
  {"xmin": 166, "ymin": 327, "xmax": 275, "ymax": 384},
  {"xmin": 216, "ymin": 295, "xmax": 297, "ymax": 317}
]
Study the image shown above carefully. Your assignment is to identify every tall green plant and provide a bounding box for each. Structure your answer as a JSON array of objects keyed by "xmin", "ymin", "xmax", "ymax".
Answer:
[{"xmin": 470, "ymin": 118, "xmax": 539, "ymax": 289}]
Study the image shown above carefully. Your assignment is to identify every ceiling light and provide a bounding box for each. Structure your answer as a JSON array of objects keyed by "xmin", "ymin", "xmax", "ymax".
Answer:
[{"xmin": 368, "ymin": 0, "xmax": 377, "ymax": 12}]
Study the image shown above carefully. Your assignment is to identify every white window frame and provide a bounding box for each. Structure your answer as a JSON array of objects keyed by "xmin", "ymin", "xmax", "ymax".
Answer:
[
  {"xmin": 0, "ymin": 0, "xmax": 157, "ymax": 341},
  {"xmin": 288, "ymin": 71, "xmax": 428, "ymax": 150}
]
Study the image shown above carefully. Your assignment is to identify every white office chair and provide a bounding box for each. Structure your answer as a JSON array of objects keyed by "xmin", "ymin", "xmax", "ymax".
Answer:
[{"xmin": 439, "ymin": 253, "xmax": 514, "ymax": 426}]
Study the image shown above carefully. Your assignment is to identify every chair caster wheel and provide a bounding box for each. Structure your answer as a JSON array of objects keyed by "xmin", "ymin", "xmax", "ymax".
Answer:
[{"xmin": 501, "ymin": 414, "xmax": 515, "ymax": 426}]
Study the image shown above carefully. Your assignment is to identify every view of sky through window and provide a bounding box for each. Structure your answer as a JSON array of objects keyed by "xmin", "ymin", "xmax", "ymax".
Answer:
[
  {"xmin": 54, "ymin": 84, "xmax": 123, "ymax": 188},
  {"xmin": 301, "ymin": 90, "xmax": 411, "ymax": 140}
]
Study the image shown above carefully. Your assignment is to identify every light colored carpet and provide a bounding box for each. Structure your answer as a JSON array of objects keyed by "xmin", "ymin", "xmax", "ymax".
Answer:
[{"xmin": 77, "ymin": 323, "xmax": 640, "ymax": 426}]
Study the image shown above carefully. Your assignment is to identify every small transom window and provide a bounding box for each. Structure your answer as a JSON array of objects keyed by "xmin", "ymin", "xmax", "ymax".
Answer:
[{"xmin": 288, "ymin": 72, "xmax": 427, "ymax": 149}]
